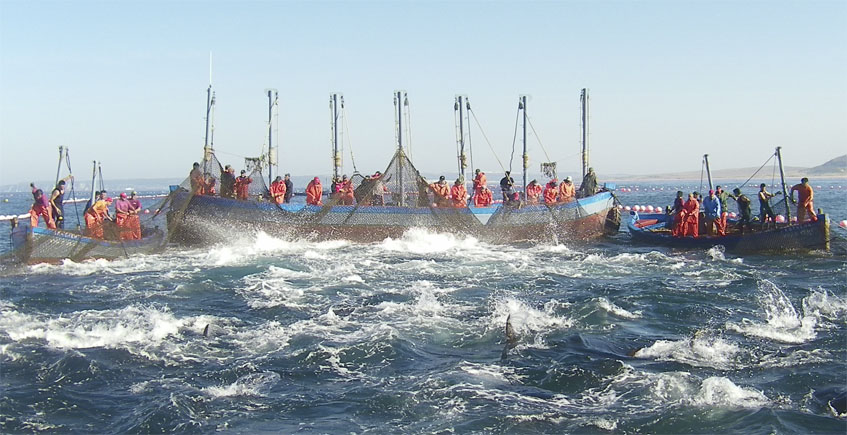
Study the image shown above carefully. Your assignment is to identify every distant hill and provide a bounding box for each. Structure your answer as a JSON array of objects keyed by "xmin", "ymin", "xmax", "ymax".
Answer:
[{"xmin": 808, "ymin": 155, "xmax": 846, "ymax": 176}]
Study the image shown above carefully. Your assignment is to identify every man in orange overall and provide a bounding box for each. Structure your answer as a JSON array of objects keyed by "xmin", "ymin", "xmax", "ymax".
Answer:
[
  {"xmin": 559, "ymin": 176, "xmax": 576, "ymax": 203},
  {"xmin": 671, "ymin": 191, "xmax": 685, "ymax": 237},
  {"xmin": 127, "ymin": 191, "xmax": 142, "ymax": 240},
  {"xmin": 543, "ymin": 180, "xmax": 559, "ymax": 204},
  {"xmin": 269, "ymin": 176, "xmax": 287, "ymax": 204},
  {"xmin": 85, "ymin": 197, "xmax": 112, "ymax": 238},
  {"xmin": 681, "ymin": 192, "xmax": 700, "ymax": 237},
  {"xmin": 114, "ymin": 192, "xmax": 134, "ymax": 240},
  {"xmin": 790, "ymin": 177, "xmax": 817, "ymax": 223},
  {"xmin": 525, "ymin": 179, "xmax": 542, "ymax": 204},
  {"xmin": 473, "ymin": 185, "xmax": 493, "ymax": 207},
  {"xmin": 472, "ymin": 169, "xmax": 486, "ymax": 201},
  {"xmin": 306, "ymin": 177, "xmax": 323, "ymax": 205},
  {"xmin": 338, "ymin": 175, "xmax": 355, "ymax": 205},
  {"xmin": 234, "ymin": 170, "xmax": 252, "ymax": 200},
  {"xmin": 450, "ymin": 179, "xmax": 468, "ymax": 208},
  {"xmin": 429, "ymin": 176, "xmax": 450, "ymax": 207},
  {"xmin": 29, "ymin": 189, "xmax": 56, "ymax": 229}
]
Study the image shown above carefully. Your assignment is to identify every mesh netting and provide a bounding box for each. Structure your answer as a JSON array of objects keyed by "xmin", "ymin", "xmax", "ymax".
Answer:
[{"xmin": 176, "ymin": 153, "xmax": 269, "ymax": 200}]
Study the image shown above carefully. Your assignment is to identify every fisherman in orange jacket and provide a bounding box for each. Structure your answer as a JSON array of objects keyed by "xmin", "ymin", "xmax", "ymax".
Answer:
[
  {"xmin": 429, "ymin": 176, "xmax": 450, "ymax": 207},
  {"xmin": 525, "ymin": 179, "xmax": 542, "ymax": 204},
  {"xmin": 338, "ymin": 175, "xmax": 355, "ymax": 205},
  {"xmin": 671, "ymin": 190, "xmax": 685, "ymax": 237},
  {"xmin": 234, "ymin": 170, "xmax": 252, "ymax": 200},
  {"xmin": 269, "ymin": 176, "xmax": 286, "ymax": 205},
  {"xmin": 472, "ymin": 169, "xmax": 486, "ymax": 200},
  {"xmin": 543, "ymin": 180, "xmax": 559, "ymax": 204},
  {"xmin": 450, "ymin": 179, "xmax": 468, "ymax": 208},
  {"xmin": 790, "ymin": 177, "xmax": 817, "ymax": 223},
  {"xmin": 681, "ymin": 192, "xmax": 700, "ymax": 237},
  {"xmin": 85, "ymin": 197, "xmax": 112, "ymax": 238},
  {"xmin": 473, "ymin": 185, "xmax": 493, "ymax": 207},
  {"xmin": 558, "ymin": 176, "xmax": 575, "ymax": 203},
  {"xmin": 305, "ymin": 177, "xmax": 323, "ymax": 205}
]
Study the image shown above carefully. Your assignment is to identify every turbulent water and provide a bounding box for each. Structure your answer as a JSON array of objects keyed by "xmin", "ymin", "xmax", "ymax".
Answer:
[{"xmin": 1, "ymin": 181, "xmax": 846, "ymax": 433}]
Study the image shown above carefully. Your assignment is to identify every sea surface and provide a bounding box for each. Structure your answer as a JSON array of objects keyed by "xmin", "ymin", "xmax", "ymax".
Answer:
[{"xmin": 1, "ymin": 180, "xmax": 846, "ymax": 433}]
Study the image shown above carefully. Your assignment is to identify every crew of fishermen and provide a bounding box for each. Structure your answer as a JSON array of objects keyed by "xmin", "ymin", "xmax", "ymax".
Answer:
[{"xmin": 669, "ymin": 178, "xmax": 817, "ymax": 238}]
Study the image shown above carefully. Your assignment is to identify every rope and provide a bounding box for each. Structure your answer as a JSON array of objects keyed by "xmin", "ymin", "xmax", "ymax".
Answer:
[
  {"xmin": 404, "ymin": 97, "xmax": 413, "ymax": 162},
  {"xmin": 466, "ymin": 106, "xmax": 474, "ymax": 176},
  {"xmin": 342, "ymin": 106, "xmax": 358, "ymax": 174},
  {"xmin": 524, "ymin": 113, "xmax": 553, "ymax": 163},
  {"xmin": 468, "ymin": 108, "xmax": 506, "ymax": 172},
  {"xmin": 509, "ymin": 106, "xmax": 520, "ymax": 173},
  {"xmin": 699, "ymin": 159, "xmax": 704, "ymax": 194},
  {"xmin": 733, "ymin": 153, "xmax": 775, "ymax": 192}
]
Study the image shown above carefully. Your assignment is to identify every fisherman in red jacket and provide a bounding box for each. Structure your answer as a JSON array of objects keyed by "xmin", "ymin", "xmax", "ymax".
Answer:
[
  {"xmin": 473, "ymin": 185, "xmax": 493, "ymax": 207},
  {"xmin": 525, "ymin": 180, "xmax": 542, "ymax": 204},
  {"xmin": 671, "ymin": 190, "xmax": 685, "ymax": 237},
  {"xmin": 558, "ymin": 176, "xmax": 575, "ymax": 203},
  {"xmin": 681, "ymin": 192, "xmax": 700, "ymax": 237},
  {"xmin": 234, "ymin": 170, "xmax": 252, "ymax": 200},
  {"xmin": 543, "ymin": 180, "xmax": 559, "ymax": 204},
  {"xmin": 450, "ymin": 179, "xmax": 468, "ymax": 208},
  {"xmin": 338, "ymin": 175, "xmax": 355, "ymax": 205},
  {"xmin": 269, "ymin": 176, "xmax": 286, "ymax": 205},
  {"xmin": 306, "ymin": 177, "xmax": 323, "ymax": 206},
  {"xmin": 429, "ymin": 176, "xmax": 450, "ymax": 207},
  {"xmin": 472, "ymin": 169, "xmax": 486, "ymax": 201},
  {"xmin": 790, "ymin": 177, "xmax": 817, "ymax": 223}
]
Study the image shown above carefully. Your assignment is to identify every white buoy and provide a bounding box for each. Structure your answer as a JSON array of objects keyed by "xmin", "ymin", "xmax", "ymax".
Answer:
[
  {"xmin": 646, "ymin": 205, "xmax": 654, "ymax": 212},
  {"xmin": 655, "ymin": 205, "xmax": 662, "ymax": 212},
  {"xmin": 144, "ymin": 209, "xmax": 150, "ymax": 214},
  {"xmin": 729, "ymin": 212, "xmax": 737, "ymax": 218},
  {"xmin": 775, "ymin": 215, "xmax": 786, "ymax": 223},
  {"xmin": 624, "ymin": 206, "xmax": 631, "ymax": 211},
  {"xmin": 839, "ymin": 220, "xmax": 847, "ymax": 228}
]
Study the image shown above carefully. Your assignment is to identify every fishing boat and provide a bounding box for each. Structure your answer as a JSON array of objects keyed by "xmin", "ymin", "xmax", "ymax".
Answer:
[
  {"xmin": 168, "ymin": 88, "xmax": 619, "ymax": 244},
  {"xmin": 627, "ymin": 148, "xmax": 831, "ymax": 252}
]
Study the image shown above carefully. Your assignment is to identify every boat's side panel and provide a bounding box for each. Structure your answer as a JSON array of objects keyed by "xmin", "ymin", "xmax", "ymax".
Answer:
[
  {"xmin": 485, "ymin": 192, "xmax": 616, "ymax": 242},
  {"xmin": 16, "ymin": 225, "xmax": 166, "ymax": 263}
]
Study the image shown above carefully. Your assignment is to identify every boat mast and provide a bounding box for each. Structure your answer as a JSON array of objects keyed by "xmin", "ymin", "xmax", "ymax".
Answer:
[
  {"xmin": 331, "ymin": 93, "xmax": 341, "ymax": 181},
  {"xmin": 89, "ymin": 160, "xmax": 97, "ymax": 205},
  {"xmin": 580, "ymin": 88, "xmax": 589, "ymax": 180},
  {"xmin": 456, "ymin": 95, "xmax": 467, "ymax": 183},
  {"xmin": 54, "ymin": 146, "xmax": 64, "ymax": 187},
  {"xmin": 266, "ymin": 89, "xmax": 278, "ymax": 186},
  {"xmin": 703, "ymin": 154, "xmax": 713, "ymax": 191},
  {"xmin": 775, "ymin": 146, "xmax": 791, "ymax": 221},
  {"xmin": 203, "ymin": 85, "xmax": 213, "ymax": 174},
  {"xmin": 520, "ymin": 95, "xmax": 528, "ymax": 200},
  {"xmin": 396, "ymin": 91, "xmax": 405, "ymax": 206}
]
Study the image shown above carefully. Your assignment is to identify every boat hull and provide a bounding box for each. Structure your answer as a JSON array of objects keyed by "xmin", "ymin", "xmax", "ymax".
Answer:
[
  {"xmin": 167, "ymin": 190, "xmax": 618, "ymax": 244},
  {"xmin": 10, "ymin": 223, "xmax": 166, "ymax": 264},
  {"xmin": 627, "ymin": 212, "xmax": 830, "ymax": 252}
]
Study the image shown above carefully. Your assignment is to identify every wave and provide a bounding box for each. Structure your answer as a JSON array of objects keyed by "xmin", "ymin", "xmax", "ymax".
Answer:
[{"xmin": 726, "ymin": 280, "xmax": 817, "ymax": 344}]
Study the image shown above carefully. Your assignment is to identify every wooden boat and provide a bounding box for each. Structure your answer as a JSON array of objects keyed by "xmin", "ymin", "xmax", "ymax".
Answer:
[
  {"xmin": 626, "ymin": 148, "xmax": 831, "ymax": 253},
  {"xmin": 627, "ymin": 211, "xmax": 830, "ymax": 252},
  {"xmin": 10, "ymin": 221, "xmax": 166, "ymax": 264}
]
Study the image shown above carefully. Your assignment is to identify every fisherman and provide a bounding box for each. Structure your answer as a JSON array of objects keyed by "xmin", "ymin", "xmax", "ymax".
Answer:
[
  {"xmin": 339, "ymin": 175, "xmax": 355, "ymax": 205},
  {"xmin": 671, "ymin": 190, "xmax": 685, "ymax": 236},
  {"xmin": 283, "ymin": 173, "xmax": 294, "ymax": 203},
  {"xmin": 305, "ymin": 177, "xmax": 323, "ymax": 205},
  {"xmin": 370, "ymin": 171, "xmax": 389, "ymax": 206},
  {"xmin": 758, "ymin": 183, "xmax": 778, "ymax": 229},
  {"xmin": 220, "ymin": 165, "xmax": 236, "ymax": 199},
  {"xmin": 114, "ymin": 192, "xmax": 133, "ymax": 240},
  {"xmin": 473, "ymin": 185, "xmax": 493, "ymax": 207},
  {"xmin": 202, "ymin": 173, "xmax": 217, "ymax": 196},
  {"xmin": 234, "ymin": 170, "xmax": 252, "ymax": 200},
  {"xmin": 579, "ymin": 167, "xmax": 598, "ymax": 197},
  {"xmin": 128, "ymin": 191, "xmax": 142, "ymax": 240},
  {"xmin": 84, "ymin": 190, "xmax": 100, "ymax": 215},
  {"xmin": 790, "ymin": 177, "xmax": 817, "ymax": 223},
  {"xmin": 50, "ymin": 176, "xmax": 72, "ymax": 229},
  {"xmin": 450, "ymin": 178, "xmax": 468, "ymax": 208},
  {"xmin": 715, "ymin": 185, "xmax": 730, "ymax": 236},
  {"xmin": 730, "ymin": 188, "xmax": 752, "ymax": 234},
  {"xmin": 499, "ymin": 171, "xmax": 514, "ymax": 202},
  {"xmin": 189, "ymin": 162, "xmax": 203, "ymax": 195},
  {"xmin": 472, "ymin": 169, "xmax": 487, "ymax": 202},
  {"xmin": 269, "ymin": 175, "xmax": 286, "ymax": 205},
  {"xmin": 525, "ymin": 179, "xmax": 542, "ymax": 204},
  {"xmin": 559, "ymin": 176, "xmax": 576, "ymax": 203},
  {"xmin": 543, "ymin": 179, "xmax": 559, "ymax": 204},
  {"xmin": 702, "ymin": 190, "xmax": 721, "ymax": 235},
  {"xmin": 430, "ymin": 176, "xmax": 450, "ymax": 207},
  {"xmin": 681, "ymin": 192, "xmax": 700, "ymax": 237},
  {"xmin": 29, "ymin": 189, "xmax": 56, "ymax": 229},
  {"xmin": 84, "ymin": 196, "xmax": 112, "ymax": 238}
]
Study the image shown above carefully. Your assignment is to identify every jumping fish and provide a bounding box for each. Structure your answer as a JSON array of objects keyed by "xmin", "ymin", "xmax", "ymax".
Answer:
[{"xmin": 500, "ymin": 314, "xmax": 518, "ymax": 360}]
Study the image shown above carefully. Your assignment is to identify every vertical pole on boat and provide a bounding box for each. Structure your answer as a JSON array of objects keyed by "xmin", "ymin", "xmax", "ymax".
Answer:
[
  {"xmin": 521, "ymin": 95, "xmax": 528, "ymax": 200},
  {"xmin": 331, "ymin": 93, "xmax": 340, "ymax": 181},
  {"xmin": 89, "ymin": 160, "xmax": 97, "ymax": 206},
  {"xmin": 203, "ymin": 85, "xmax": 212, "ymax": 174},
  {"xmin": 703, "ymin": 154, "xmax": 713, "ymax": 191},
  {"xmin": 775, "ymin": 146, "xmax": 791, "ymax": 222},
  {"xmin": 54, "ymin": 146, "xmax": 64, "ymax": 187},
  {"xmin": 458, "ymin": 95, "xmax": 466, "ymax": 183},
  {"xmin": 397, "ymin": 91, "xmax": 405, "ymax": 206},
  {"xmin": 266, "ymin": 89, "xmax": 278, "ymax": 187},
  {"xmin": 580, "ymin": 88, "xmax": 589, "ymax": 180}
]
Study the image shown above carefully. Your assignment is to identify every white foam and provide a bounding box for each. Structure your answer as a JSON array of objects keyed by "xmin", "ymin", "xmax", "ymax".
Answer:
[
  {"xmin": 203, "ymin": 371, "xmax": 280, "ymax": 398},
  {"xmin": 691, "ymin": 377, "xmax": 769, "ymax": 408},
  {"xmin": 379, "ymin": 227, "xmax": 480, "ymax": 254},
  {"xmin": 726, "ymin": 280, "xmax": 817, "ymax": 344},
  {"xmin": 491, "ymin": 297, "xmax": 574, "ymax": 346},
  {"xmin": 634, "ymin": 333, "xmax": 741, "ymax": 369},
  {"xmin": 596, "ymin": 297, "xmax": 641, "ymax": 319}
]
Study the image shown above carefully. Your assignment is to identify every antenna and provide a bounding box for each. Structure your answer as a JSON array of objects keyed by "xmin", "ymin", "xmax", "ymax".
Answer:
[{"xmin": 209, "ymin": 51, "xmax": 213, "ymax": 85}]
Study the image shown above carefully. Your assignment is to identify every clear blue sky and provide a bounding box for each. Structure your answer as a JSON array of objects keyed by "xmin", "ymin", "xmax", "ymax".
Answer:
[{"xmin": 1, "ymin": 0, "xmax": 845, "ymax": 186}]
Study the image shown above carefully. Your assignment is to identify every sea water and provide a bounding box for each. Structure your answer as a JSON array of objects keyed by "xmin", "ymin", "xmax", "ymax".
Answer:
[{"xmin": 0, "ymin": 181, "xmax": 845, "ymax": 433}]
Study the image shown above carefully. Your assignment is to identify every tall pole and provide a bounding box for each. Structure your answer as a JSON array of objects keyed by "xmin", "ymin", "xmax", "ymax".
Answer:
[
  {"xmin": 704, "ymin": 154, "xmax": 713, "ymax": 191},
  {"xmin": 458, "ymin": 95, "xmax": 466, "ymax": 183},
  {"xmin": 54, "ymin": 146, "xmax": 64, "ymax": 187},
  {"xmin": 266, "ymin": 89, "xmax": 278, "ymax": 187},
  {"xmin": 580, "ymin": 88, "xmax": 589, "ymax": 180},
  {"xmin": 331, "ymin": 93, "xmax": 340, "ymax": 181},
  {"xmin": 775, "ymin": 146, "xmax": 791, "ymax": 221},
  {"xmin": 203, "ymin": 85, "xmax": 212, "ymax": 171},
  {"xmin": 89, "ymin": 160, "xmax": 97, "ymax": 206},
  {"xmin": 396, "ymin": 91, "xmax": 405, "ymax": 206},
  {"xmin": 521, "ymin": 95, "xmax": 528, "ymax": 200}
]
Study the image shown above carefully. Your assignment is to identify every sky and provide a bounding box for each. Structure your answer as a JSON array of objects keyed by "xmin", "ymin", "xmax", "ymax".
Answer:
[{"xmin": 1, "ymin": 0, "xmax": 845, "ymax": 186}]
